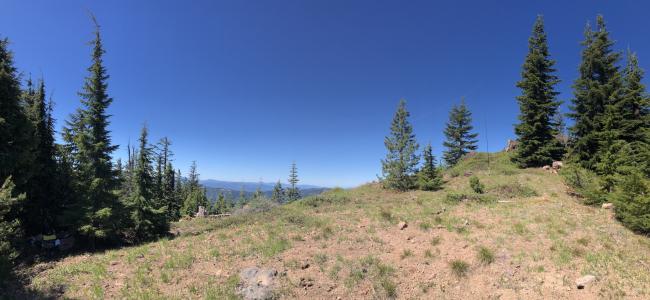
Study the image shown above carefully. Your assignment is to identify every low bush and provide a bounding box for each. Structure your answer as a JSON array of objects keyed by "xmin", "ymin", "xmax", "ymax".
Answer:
[
  {"xmin": 469, "ymin": 176, "xmax": 485, "ymax": 194},
  {"xmin": 559, "ymin": 165, "xmax": 607, "ymax": 205}
]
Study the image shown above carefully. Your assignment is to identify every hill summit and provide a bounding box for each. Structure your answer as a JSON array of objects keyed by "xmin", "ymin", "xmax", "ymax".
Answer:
[{"xmin": 24, "ymin": 152, "xmax": 650, "ymax": 299}]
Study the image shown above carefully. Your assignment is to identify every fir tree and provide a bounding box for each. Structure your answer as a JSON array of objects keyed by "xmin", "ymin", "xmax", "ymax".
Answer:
[
  {"xmin": 238, "ymin": 186, "xmax": 247, "ymax": 207},
  {"xmin": 22, "ymin": 79, "xmax": 62, "ymax": 235},
  {"xmin": 612, "ymin": 172, "xmax": 650, "ymax": 234},
  {"xmin": 0, "ymin": 37, "xmax": 35, "ymax": 193},
  {"xmin": 125, "ymin": 126, "xmax": 168, "ymax": 242},
  {"xmin": 271, "ymin": 180, "xmax": 285, "ymax": 203},
  {"xmin": 512, "ymin": 16, "xmax": 565, "ymax": 168},
  {"xmin": 568, "ymin": 15, "xmax": 623, "ymax": 171},
  {"xmin": 381, "ymin": 99, "xmax": 420, "ymax": 191},
  {"xmin": 216, "ymin": 192, "xmax": 227, "ymax": 214},
  {"xmin": 62, "ymin": 18, "xmax": 123, "ymax": 246},
  {"xmin": 417, "ymin": 143, "xmax": 443, "ymax": 191},
  {"xmin": 0, "ymin": 177, "xmax": 24, "ymax": 281},
  {"xmin": 286, "ymin": 162, "xmax": 301, "ymax": 201},
  {"xmin": 442, "ymin": 99, "xmax": 478, "ymax": 166}
]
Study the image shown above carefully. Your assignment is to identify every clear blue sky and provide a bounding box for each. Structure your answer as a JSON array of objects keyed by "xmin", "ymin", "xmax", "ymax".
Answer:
[{"xmin": 3, "ymin": 1, "xmax": 649, "ymax": 187}]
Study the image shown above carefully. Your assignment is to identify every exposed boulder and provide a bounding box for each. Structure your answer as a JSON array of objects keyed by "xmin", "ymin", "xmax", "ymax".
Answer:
[
  {"xmin": 575, "ymin": 274, "xmax": 596, "ymax": 289},
  {"xmin": 552, "ymin": 161, "xmax": 563, "ymax": 170},
  {"xmin": 602, "ymin": 203, "xmax": 614, "ymax": 209},
  {"xmin": 542, "ymin": 165, "xmax": 551, "ymax": 171},
  {"xmin": 237, "ymin": 267, "xmax": 278, "ymax": 300}
]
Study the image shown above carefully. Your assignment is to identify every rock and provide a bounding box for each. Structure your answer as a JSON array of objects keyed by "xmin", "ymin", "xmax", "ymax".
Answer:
[
  {"xmin": 505, "ymin": 139, "xmax": 519, "ymax": 152},
  {"xmin": 301, "ymin": 262, "xmax": 310, "ymax": 270},
  {"xmin": 463, "ymin": 172, "xmax": 473, "ymax": 177},
  {"xmin": 195, "ymin": 205, "xmax": 207, "ymax": 217},
  {"xmin": 602, "ymin": 203, "xmax": 614, "ymax": 209},
  {"xmin": 237, "ymin": 267, "xmax": 278, "ymax": 300},
  {"xmin": 575, "ymin": 275, "xmax": 596, "ymax": 289},
  {"xmin": 398, "ymin": 221, "xmax": 408, "ymax": 230},
  {"xmin": 542, "ymin": 165, "xmax": 551, "ymax": 171},
  {"xmin": 552, "ymin": 161, "xmax": 563, "ymax": 170}
]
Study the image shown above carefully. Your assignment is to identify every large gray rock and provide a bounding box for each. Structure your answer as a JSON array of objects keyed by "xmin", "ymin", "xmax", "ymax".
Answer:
[{"xmin": 237, "ymin": 267, "xmax": 278, "ymax": 300}]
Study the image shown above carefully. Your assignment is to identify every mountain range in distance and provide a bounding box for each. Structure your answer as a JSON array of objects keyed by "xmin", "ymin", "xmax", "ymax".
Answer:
[{"xmin": 199, "ymin": 179, "xmax": 329, "ymax": 201}]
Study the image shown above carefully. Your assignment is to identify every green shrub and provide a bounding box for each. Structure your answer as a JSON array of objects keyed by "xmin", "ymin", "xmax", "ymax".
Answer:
[
  {"xmin": 612, "ymin": 172, "xmax": 650, "ymax": 234},
  {"xmin": 300, "ymin": 193, "xmax": 350, "ymax": 208},
  {"xmin": 469, "ymin": 176, "xmax": 485, "ymax": 194},
  {"xmin": 0, "ymin": 177, "xmax": 24, "ymax": 283},
  {"xmin": 445, "ymin": 192, "xmax": 495, "ymax": 204},
  {"xmin": 559, "ymin": 165, "xmax": 607, "ymax": 205}
]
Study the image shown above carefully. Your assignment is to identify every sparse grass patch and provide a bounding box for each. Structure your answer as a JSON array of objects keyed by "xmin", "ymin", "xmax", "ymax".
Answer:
[
  {"xmin": 424, "ymin": 249, "xmax": 434, "ymax": 258},
  {"xmin": 379, "ymin": 207, "xmax": 396, "ymax": 223},
  {"xmin": 400, "ymin": 249, "xmax": 413, "ymax": 259},
  {"xmin": 431, "ymin": 236, "xmax": 442, "ymax": 246},
  {"xmin": 513, "ymin": 222, "xmax": 528, "ymax": 235},
  {"xmin": 164, "ymin": 251, "xmax": 195, "ymax": 270},
  {"xmin": 345, "ymin": 256, "xmax": 397, "ymax": 298},
  {"xmin": 419, "ymin": 221, "xmax": 432, "ymax": 231},
  {"xmin": 450, "ymin": 259, "xmax": 470, "ymax": 277},
  {"xmin": 491, "ymin": 182, "xmax": 538, "ymax": 198},
  {"xmin": 477, "ymin": 246, "xmax": 495, "ymax": 265}
]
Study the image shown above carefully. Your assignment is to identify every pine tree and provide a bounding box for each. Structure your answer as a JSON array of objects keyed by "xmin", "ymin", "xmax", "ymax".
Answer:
[
  {"xmin": 216, "ymin": 192, "xmax": 227, "ymax": 214},
  {"xmin": 512, "ymin": 16, "xmax": 565, "ymax": 168},
  {"xmin": 0, "ymin": 37, "xmax": 35, "ymax": 194},
  {"xmin": 417, "ymin": 143, "xmax": 443, "ymax": 191},
  {"xmin": 568, "ymin": 15, "xmax": 623, "ymax": 171},
  {"xmin": 442, "ymin": 99, "xmax": 478, "ymax": 166},
  {"xmin": 0, "ymin": 177, "xmax": 24, "ymax": 281},
  {"xmin": 181, "ymin": 163, "xmax": 208, "ymax": 216},
  {"xmin": 62, "ymin": 18, "xmax": 123, "ymax": 246},
  {"xmin": 125, "ymin": 126, "xmax": 168, "ymax": 242},
  {"xmin": 271, "ymin": 180, "xmax": 285, "ymax": 203},
  {"xmin": 286, "ymin": 162, "xmax": 301, "ymax": 201},
  {"xmin": 381, "ymin": 99, "xmax": 420, "ymax": 191},
  {"xmin": 238, "ymin": 186, "xmax": 247, "ymax": 207}
]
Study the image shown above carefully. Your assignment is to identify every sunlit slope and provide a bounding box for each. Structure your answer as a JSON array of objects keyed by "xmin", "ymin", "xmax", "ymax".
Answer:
[{"xmin": 30, "ymin": 152, "xmax": 650, "ymax": 299}]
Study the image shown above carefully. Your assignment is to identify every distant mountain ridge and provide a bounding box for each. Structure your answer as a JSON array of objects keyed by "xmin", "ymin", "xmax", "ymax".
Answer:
[{"xmin": 200, "ymin": 179, "xmax": 325, "ymax": 192}]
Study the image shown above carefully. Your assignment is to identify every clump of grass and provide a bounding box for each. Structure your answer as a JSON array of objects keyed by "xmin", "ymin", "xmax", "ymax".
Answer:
[
  {"xmin": 424, "ymin": 249, "xmax": 434, "ymax": 258},
  {"xmin": 477, "ymin": 246, "xmax": 495, "ymax": 265},
  {"xmin": 419, "ymin": 222, "xmax": 432, "ymax": 231},
  {"xmin": 469, "ymin": 176, "xmax": 485, "ymax": 194},
  {"xmin": 345, "ymin": 256, "xmax": 397, "ymax": 298},
  {"xmin": 379, "ymin": 207, "xmax": 395, "ymax": 223},
  {"xmin": 450, "ymin": 260, "xmax": 470, "ymax": 277},
  {"xmin": 314, "ymin": 253, "xmax": 328, "ymax": 265},
  {"xmin": 400, "ymin": 249, "xmax": 413, "ymax": 259},
  {"xmin": 577, "ymin": 237, "xmax": 590, "ymax": 246},
  {"xmin": 513, "ymin": 222, "xmax": 528, "ymax": 235},
  {"xmin": 164, "ymin": 251, "xmax": 195, "ymax": 270},
  {"xmin": 431, "ymin": 236, "xmax": 442, "ymax": 246}
]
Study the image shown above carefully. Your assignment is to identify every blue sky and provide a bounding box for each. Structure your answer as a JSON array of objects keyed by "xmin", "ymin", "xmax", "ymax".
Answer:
[{"xmin": 2, "ymin": 1, "xmax": 649, "ymax": 187}]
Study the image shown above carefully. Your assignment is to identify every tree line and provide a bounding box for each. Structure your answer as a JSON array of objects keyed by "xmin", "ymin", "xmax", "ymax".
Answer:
[
  {"xmin": 380, "ymin": 15, "xmax": 649, "ymax": 234},
  {"xmin": 0, "ymin": 17, "xmax": 306, "ymax": 281}
]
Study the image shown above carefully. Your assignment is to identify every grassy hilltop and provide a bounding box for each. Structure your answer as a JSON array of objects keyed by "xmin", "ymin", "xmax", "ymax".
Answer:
[{"xmin": 25, "ymin": 152, "xmax": 650, "ymax": 299}]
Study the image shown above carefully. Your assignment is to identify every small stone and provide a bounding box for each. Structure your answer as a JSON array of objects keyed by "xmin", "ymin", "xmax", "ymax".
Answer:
[
  {"xmin": 542, "ymin": 165, "xmax": 551, "ymax": 171},
  {"xmin": 299, "ymin": 277, "xmax": 314, "ymax": 288},
  {"xmin": 575, "ymin": 275, "xmax": 596, "ymax": 289},
  {"xmin": 398, "ymin": 221, "xmax": 408, "ymax": 230},
  {"xmin": 602, "ymin": 203, "xmax": 614, "ymax": 209},
  {"xmin": 301, "ymin": 262, "xmax": 310, "ymax": 270}
]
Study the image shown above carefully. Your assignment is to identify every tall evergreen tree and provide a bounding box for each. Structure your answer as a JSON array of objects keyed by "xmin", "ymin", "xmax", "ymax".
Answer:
[
  {"xmin": 568, "ymin": 15, "xmax": 623, "ymax": 171},
  {"xmin": 442, "ymin": 99, "xmax": 478, "ymax": 166},
  {"xmin": 22, "ymin": 80, "xmax": 61, "ymax": 235},
  {"xmin": 512, "ymin": 16, "xmax": 565, "ymax": 168},
  {"xmin": 0, "ymin": 37, "xmax": 35, "ymax": 194},
  {"xmin": 286, "ymin": 162, "xmax": 301, "ymax": 201},
  {"xmin": 381, "ymin": 99, "xmax": 420, "ymax": 191},
  {"xmin": 125, "ymin": 126, "xmax": 167, "ymax": 242},
  {"xmin": 271, "ymin": 180, "xmax": 285, "ymax": 203},
  {"xmin": 417, "ymin": 143, "xmax": 443, "ymax": 191},
  {"xmin": 62, "ymin": 18, "xmax": 122, "ymax": 246}
]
